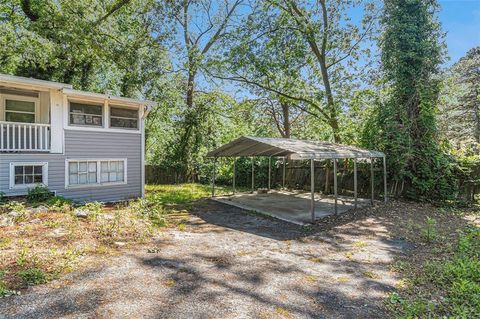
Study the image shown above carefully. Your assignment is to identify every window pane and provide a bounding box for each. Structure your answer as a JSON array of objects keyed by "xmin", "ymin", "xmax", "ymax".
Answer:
[
  {"xmin": 24, "ymin": 166, "xmax": 33, "ymax": 174},
  {"xmin": 69, "ymin": 174, "xmax": 78, "ymax": 185},
  {"xmin": 117, "ymin": 173, "xmax": 124, "ymax": 182},
  {"xmin": 69, "ymin": 162, "xmax": 78, "ymax": 173},
  {"xmin": 6, "ymin": 112, "xmax": 35, "ymax": 123},
  {"xmin": 110, "ymin": 107, "xmax": 137, "ymax": 118},
  {"xmin": 15, "ymin": 175, "xmax": 23, "ymax": 185},
  {"xmin": 110, "ymin": 117, "xmax": 138, "ymax": 129},
  {"xmin": 88, "ymin": 162, "xmax": 97, "ymax": 172},
  {"xmin": 15, "ymin": 166, "xmax": 23, "ymax": 175},
  {"xmin": 79, "ymin": 173, "xmax": 87, "ymax": 184},
  {"xmin": 101, "ymin": 162, "xmax": 109, "ymax": 172},
  {"xmin": 70, "ymin": 114, "xmax": 102, "ymax": 126},
  {"xmin": 6, "ymin": 100, "xmax": 35, "ymax": 112},
  {"xmin": 79, "ymin": 162, "xmax": 87, "ymax": 172},
  {"xmin": 70, "ymin": 102, "xmax": 102, "ymax": 115},
  {"xmin": 25, "ymin": 175, "xmax": 33, "ymax": 184},
  {"xmin": 101, "ymin": 172, "xmax": 109, "ymax": 183},
  {"xmin": 109, "ymin": 172, "xmax": 117, "ymax": 182},
  {"xmin": 110, "ymin": 161, "xmax": 118, "ymax": 171},
  {"xmin": 118, "ymin": 161, "xmax": 124, "ymax": 172},
  {"xmin": 34, "ymin": 175, "xmax": 43, "ymax": 183},
  {"xmin": 33, "ymin": 166, "xmax": 42, "ymax": 174},
  {"xmin": 88, "ymin": 172, "xmax": 97, "ymax": 183}
]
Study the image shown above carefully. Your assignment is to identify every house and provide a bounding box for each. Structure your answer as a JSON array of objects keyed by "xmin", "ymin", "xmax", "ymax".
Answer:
[{"xmin": 0, "ymin": 74, "xmax": 153, "ymax": 202}]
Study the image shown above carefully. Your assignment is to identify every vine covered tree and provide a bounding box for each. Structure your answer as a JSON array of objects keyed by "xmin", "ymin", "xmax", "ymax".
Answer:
[{"xmin": 365, "ymin": 0, "xmax": 455, "ymax": 199}]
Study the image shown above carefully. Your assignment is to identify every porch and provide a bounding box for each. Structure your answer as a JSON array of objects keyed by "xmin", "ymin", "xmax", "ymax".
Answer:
[{"xmin": 0, "ymin": 75, "xmax": 66, "ymax": 153}]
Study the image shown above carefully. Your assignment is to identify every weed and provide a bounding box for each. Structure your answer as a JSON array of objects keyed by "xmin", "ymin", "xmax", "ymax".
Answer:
[
  {"xmin": 354, "ymin": 240, "xmax": 367, "ymax": 249},
  {"xmin": 363, "ymin": 271, "xmax": 379, "ymax": 279},
  {"xmin": 17, "ymin": 268, "xmax": 46, "ymax": 285},
  {"xmin": 26, "ymin": 185, "xmax": 53, "ymax": 203},
  {"xmin": 0, "ymin": 192, "xmax": 5, "ymax": 203},
  {"xmin": 46, "ymin": 196, "xmax": 73, "ymax": 212},
  {"xmin": 177, "ymin": 223, "xmax": 187, "ymax": 231},
  {"xmin": 43, "ymin": 220, "xmax": 62, "ymax": 229},
  {"xmin": 344, "ymin": 251, "xmax": 354, "ymax": 260},
  {"xmin": 82, "ymin": 202, "xmax": 103, "ymax": 221},
  {"xmin": 421, "ymin": 217, "xmax": 437, "ymax": 242},
  {"xmin": 303, "ymin": 275, "xmax": 318, "ymax": 283},
  {"xmin": 164, "ymin": 279, "xmax": 176, "ymax": 287},
  {"xmin": 275, "ymin": 307, "xmax": 291, "ymax": 318}
]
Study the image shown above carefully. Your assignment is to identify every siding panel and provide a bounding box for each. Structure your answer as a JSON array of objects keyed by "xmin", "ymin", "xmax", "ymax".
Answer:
[{"xmin": 0, "ymin": 130, "xmax": 142, "ymax": 202}]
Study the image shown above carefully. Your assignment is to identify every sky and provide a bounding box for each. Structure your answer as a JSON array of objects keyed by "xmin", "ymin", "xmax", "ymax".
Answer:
[{"xmin": 438, "ymin": 0, "xmax": 480, "ymax": 66}]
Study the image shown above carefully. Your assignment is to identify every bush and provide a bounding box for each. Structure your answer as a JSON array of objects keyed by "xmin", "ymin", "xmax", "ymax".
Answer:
[
  {"xmin": 0, "ymin": 192, "xmax": 5, "ymax": 204},
  {"xmin": 17, "ymin": 268, "xmax": 46, "ymax": 286},
  {"xmin": 26, "ymin": 185, "xmax": 53, "ymax": 203}
]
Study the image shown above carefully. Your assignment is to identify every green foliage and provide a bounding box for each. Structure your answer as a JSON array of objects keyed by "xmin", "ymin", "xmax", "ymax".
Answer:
[
  {"xmin": 17, "ymin": 268, "xmax": 47, "ymax": 286},
  {"xmin": 26, "ymin": 185, "xmax": 53, "ymax": 203},
  {"xmin": 80, "ymin": 202, "xmax": 103, "ymax": 221},
  {"xmin": 0, "ymin": 192, "xmax": 5, "ymax": 204},
  {"xmin": 0, "ymin": 271, "xmax": 11, "ymax": 298},
  {"xmin": 421, "ymin": 217, "xmax": 438, "ymax": 242},
  {"xmin": 388, "ymin": 226, "xmax": 480, "ymax": 318},
  {"xmin": 46, "ymin": 196, "xmax": 73, "ymax": 212},
  {"xmin": 365, "ymin": 0, "xmax": 457, "ymax": 200}
]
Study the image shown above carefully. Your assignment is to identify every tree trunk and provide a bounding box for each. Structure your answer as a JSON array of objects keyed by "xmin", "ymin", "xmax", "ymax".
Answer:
[{"xmin": 281, "ymin": 102, "xmax": 291, "ymax": 138}]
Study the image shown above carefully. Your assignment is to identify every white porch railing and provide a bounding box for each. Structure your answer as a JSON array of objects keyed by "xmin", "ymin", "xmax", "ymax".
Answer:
[{"xmin": 0, "ymin": 121, "xmax": 51, "ymax": 152}]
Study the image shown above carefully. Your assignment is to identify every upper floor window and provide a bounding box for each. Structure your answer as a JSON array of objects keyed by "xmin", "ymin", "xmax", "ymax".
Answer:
[
  {"xmin": 69, "ymin": 102, "xmax": 103, "ymax": 127},
  {"xmin": 5, "ymin": 99, "xmax": 36, "ymax": 123},
  {"xmin": 110, "ymin": 106, "xmax": 138, "ymax": 129}
]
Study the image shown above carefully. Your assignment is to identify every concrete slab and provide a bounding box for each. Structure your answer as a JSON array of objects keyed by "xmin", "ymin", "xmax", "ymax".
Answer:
[{"xmin": 213, "ymin": 190, "xmax": 372, "ymax": 225}]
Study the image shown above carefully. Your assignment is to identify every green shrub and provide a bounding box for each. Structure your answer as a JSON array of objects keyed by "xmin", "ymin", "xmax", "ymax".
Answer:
[
  {"xmin": 0, "ymin": 192, "xmax": 5, "ymax": 204},
  {"xmin": 17, "ymin": 268, "xmax": 46, "ymax": 285},
  {"xmin": 26, "ymin": 185, "xmax": 53, "ymax": 203}
]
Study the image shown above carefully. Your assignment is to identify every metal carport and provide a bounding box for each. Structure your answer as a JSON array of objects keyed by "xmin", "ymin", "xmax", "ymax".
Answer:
[{"xmin": 207, "ymin": 136, "xmax": 387, "ymax": 223}]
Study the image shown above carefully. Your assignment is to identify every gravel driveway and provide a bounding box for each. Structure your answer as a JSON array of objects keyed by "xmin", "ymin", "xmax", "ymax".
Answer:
[{"xmin": 0, "ymin": 200, "xmax": 408, "ymax": 319}]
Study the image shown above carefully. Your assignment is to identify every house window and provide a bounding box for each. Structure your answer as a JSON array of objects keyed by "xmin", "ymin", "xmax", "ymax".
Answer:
[
  {"xmin": 69, "ymin": 102, "xmax": 103, "ymax": 127},
  {"xmin": 68, "ymin": 161, "xmax": 98, "ymax": 185},
  {"xmin": 5, "ymin": 99, "xmax": 36, "ymax": 123},
  {"xmin": 100, "ymin": 160, "xmax": 125, "ymax": 183},
  {"xmin": 110, "ymin": 106, "xmax": 138, "ymax": 129},
  {"xmin": 9, "ymin": 162, "xmax": 48, "ymax": 188},
  {"xmin": 66, "ymin": 159, "xmax": 126, "ymax": 187}
]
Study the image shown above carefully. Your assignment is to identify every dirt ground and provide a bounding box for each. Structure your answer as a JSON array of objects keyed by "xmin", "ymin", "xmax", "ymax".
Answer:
[{"xmin": 0, "ymin": 199, "xmax": 474, "ymax": 319}]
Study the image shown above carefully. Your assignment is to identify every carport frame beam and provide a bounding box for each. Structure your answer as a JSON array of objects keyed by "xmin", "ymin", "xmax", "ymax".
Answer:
[
  {"xmin": 251, "ymin": 157, "xmax": 255, "ymax": 193},
  {"xmin": 310, "ymin": 158, "xmax": 315, "ymax": 223},
  {"xmin": 333, "ymin": 158, "xmax": 338, "ymax": 215},
  {"xmin": 212, "ymin": 157, "xmax": 216, "ymax": 197},
  {"xmin": 233, "ymin": 158, "xmax": 236, "ymax": 195},
  {"xmin": 268, "ymin": 156, "xmax": 272, "ymax": 190},
  {"xmin": 354, "ymin": 158, "xmax": 358, "ymax": 209}
]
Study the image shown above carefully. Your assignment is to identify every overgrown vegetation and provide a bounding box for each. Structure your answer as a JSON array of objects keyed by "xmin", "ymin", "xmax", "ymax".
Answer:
[
  {"xmin": 386, "ymin": 210, "xmax": 480, "ymax": 318},
  {"xmin": 0, "ymin": 184, "xmax": 222, "ymax": 295}
]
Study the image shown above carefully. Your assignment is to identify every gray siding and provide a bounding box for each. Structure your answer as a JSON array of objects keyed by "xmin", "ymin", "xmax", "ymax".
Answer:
[{"xmin": 0, "ymin": 130, "xmax": 142, "ymax": 202}]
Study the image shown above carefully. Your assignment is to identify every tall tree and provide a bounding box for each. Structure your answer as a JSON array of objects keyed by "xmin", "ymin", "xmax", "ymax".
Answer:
[
  {"xmin": 366, "ymin": 0, "xmax": 455, "ymax": 199},
  {"xmin": 217, "ymin": 0, "xmax": 377, "ymax": 142},
  {"xmin": 439, "ymin": 47, "xmax": 480, "ymax": 153},
  {"xmin": 156, "ymin": 0, "xmax": 244, "ymax": 178}
]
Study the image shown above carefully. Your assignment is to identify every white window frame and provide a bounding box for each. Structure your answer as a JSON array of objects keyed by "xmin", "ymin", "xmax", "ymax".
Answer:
[
  {"xmin": 109, "ymin": 105, "xmax": 139, "ymax": 130},
  {"xmin": 68, "ymin": 100, "xmax": 104, "ymax": 128},
  {"xmin": 9, "ymin": 162, "xmax": 48, "ymax": 189},
  {"xmin": 65, "ymin": 159, "xmax": 127, "ymax": 189},
  {"xmin": 1, "ymin": 94, "xmax": 39, "ymax": 123}
]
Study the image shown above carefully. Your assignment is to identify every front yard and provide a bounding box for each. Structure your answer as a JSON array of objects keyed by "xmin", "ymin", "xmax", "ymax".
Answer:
[{"xmin": 0, "ymin": 184, "xmax": 478, "ymax": 318}]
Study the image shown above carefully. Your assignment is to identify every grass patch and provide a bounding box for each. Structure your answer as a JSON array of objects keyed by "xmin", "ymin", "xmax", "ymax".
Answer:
[
  {"xmin": 387, "ymin": 225, "xmax": 480, "ymax": 318},
  {"xmin": 145, "ymin": 183, "xmax": 238, "ymax": 205}
]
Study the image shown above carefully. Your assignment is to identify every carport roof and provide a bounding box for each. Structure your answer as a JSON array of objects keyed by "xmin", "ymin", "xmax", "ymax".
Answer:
[{"xmin": 207, "ymin": 136, "xmax": 384, "ymax": 159}]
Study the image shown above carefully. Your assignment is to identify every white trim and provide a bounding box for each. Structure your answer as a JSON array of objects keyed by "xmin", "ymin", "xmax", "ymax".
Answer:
[
  {"xmin": 62, "ymin": 88, "xmax": 154, "ymax": 106},
  {"xmin": 65, "ymin": 158, "xmax": 127, "ymax": 189},
  {"xmin": 140, "ymin": 106, "xmax": 145, "ymax": 197},
  {"xmin": 1, "ymin": 94, "xmax": 39, "ymax": 123},
  {"xmin": 0, "ymin": 74, "xmax": 72, "ymax": 90},
  {"xmin": 64, "ymin": 126, "xmax": 141, "ymax": 134},
  {"xmin": 9, "ymin": 162, "xmax": 48, "ymax": 189}
]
